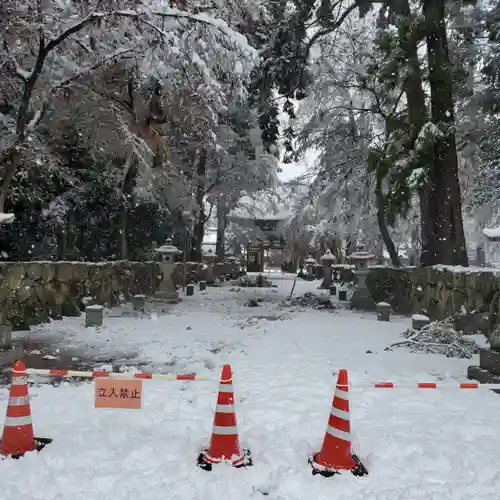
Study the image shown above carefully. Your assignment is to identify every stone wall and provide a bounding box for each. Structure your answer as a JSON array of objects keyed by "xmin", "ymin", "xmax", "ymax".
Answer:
[
  {"xmin": 170, "ymin": 262, "xmax": 241, "ymax": 286},
  {"xmin": 0, "ymin": 261, "xmax": 161, "ymax": 329},
  {"xmin": 366, "ymin": 266, "xmax": 500, "ymax": 323}
]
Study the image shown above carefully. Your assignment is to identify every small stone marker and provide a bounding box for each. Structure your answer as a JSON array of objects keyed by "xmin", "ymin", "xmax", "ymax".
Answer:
[
  {"xmin": 132, "ymin": 294, "xmax": 147, "ymax": 312},
  {"xmin": 376, "ymin": 302, "xmax": 391, "ymax": 322},
  {"xmin": 338, "ymin": 289, "xmax": 347, "ymax": 301},
  {"xmin": 85, "ymin": 304, "xmax": 104, "ymax": 327},
  {"xmin": 94, "ymin": 379, "xmax": 143, "ymax": 409},
  {"xmin": 330, "ymin": 284, "xmax": 337, "ymax": 296},
  {"xmin": 186, "ymin": 284, "xmax": 195, "ymax": 296},
  {"xmin": 412, "ymin": 313, "xmax": 430, "ymax": 331},
  {"xmin": 199, "ymin": 281, "xmax": 207, "ymax": 291},
  {"xmin": 0, "ymin": 324, "xmax": 12, "ymax": 350}
]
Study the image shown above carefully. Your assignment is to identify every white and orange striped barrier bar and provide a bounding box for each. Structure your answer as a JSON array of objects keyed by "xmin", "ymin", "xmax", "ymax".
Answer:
[
  {"xmin": 21, "ymin": 368, "xmax": 215, "ymax": 381},
  {"xmin": 8, "ymin": 368, "xmax": 499, "ymax": 388},
  {"xmin": 337, "ymin": 382, "xmax": 499, "ymax": 389}
]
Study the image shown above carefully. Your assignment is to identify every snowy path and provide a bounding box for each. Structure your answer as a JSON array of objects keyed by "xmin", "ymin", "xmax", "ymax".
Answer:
[{"xmin": 2, "ymin": 275, "xmax": 499, "ymax": 499}]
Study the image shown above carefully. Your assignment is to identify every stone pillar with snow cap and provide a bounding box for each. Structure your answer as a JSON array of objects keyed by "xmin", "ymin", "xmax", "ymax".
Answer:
[
  {"xmin": 132, "ymin": 294, "xmax": 147, "ymax": 312},
  {"xmin": 320, "ymin": 249, "xmax": 337, "ymax": 289},
  {"xmin": 153, "ymin": 239, "xmax": 182, "ymax": 303},
  {"xmin": 376, "ymin": 302, "xmax": 391, "ymax": 321},
  {"xmin": 203, "ymin": 249, "xmax": 216, "ymax": 285},
  {"xmin": 348, "ymin": 251, "xmax": 377, "ymax": 311},
  {"xmin": 412, "ymin": 314, "xmax": 430, "ymax": 330},
  {"xmin": 85, "ymin": 304, "xmax": 104, "ymax": 327}
]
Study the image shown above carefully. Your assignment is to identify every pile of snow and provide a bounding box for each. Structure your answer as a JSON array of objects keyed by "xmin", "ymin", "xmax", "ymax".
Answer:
[
  {"xmin": 281, "ymin": 292, "xmax": 335, "ymax": 311},
  {"xmin": 387, "ymin": 318, "xmax": 479, "ymax": 358}
]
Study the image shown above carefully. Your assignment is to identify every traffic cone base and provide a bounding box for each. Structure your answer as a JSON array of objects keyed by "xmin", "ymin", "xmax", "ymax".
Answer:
[
  {"xmin": 309, "ymin": 452, "xmax": 368, "ymax": 477},
  {"xmin": 0, "ymin": 437, "xmax": 52, "ymax": 460},
  {"xmin": 197, "ymin": 448, "xmax": 252, "ymax": 471}
]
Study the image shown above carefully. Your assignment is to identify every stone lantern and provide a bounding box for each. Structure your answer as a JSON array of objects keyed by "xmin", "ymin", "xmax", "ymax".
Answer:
[
  {"xmin": 224, "ymin": 255, "xmax": 239, "ymax": 279},
  {"xmin": 348, "ymin": 251, "xmax": 376, "ymax": 310},
  {"xmin": 203, "ymin": 249, "xmax": 216, "ymax": 263},
  {"xmin": 203, "ymin": 249, "xmax": 216, "ymax": 284},
  {"xmin": 304, "ymin": 255, "xmax": 317, "ymax": 280},
  {"xmin": 153, "ymin": 239, "xmax": 182, "ymax": 303},
  {"xmin": 320, "ymin": 249, "xmax": 337, "ymax": 289}
]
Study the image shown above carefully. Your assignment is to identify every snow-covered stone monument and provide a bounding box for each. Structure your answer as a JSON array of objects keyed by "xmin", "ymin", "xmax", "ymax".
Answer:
[
  {"xmin": 153, "ymin": 239, "xmax": 182, "ymax": 303},
  {"xmin": 304, "ymin": 255, "xmax": 317, "ymax": 280},
  {"xmin": 348, "ymin": 251, "xmax": 377, "ymax": 311},
  {"xmin": 203, "ymin": 248, "xmax": 216, "ymax": 285},
  {"xmin": 320, "ymin": 249, "xmax": 337, "ymax": 289}
]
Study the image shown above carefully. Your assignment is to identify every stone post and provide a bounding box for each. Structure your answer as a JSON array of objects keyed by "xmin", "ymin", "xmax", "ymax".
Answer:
[
  {"xmin": 412, "ymin": 314, "xmax": 430, "ymax": 330},
  {"xmin": 206, "ymin": 264, "xmax": 215, "ymax": 285},
  {"xmin": 0, "ymin": 324, "xmax": 12, "ymax": 350},
  {"xmin": 376, "ymin": 302, "xmax": 391, "ymax": 322},
  {"xmin": 132, "ymin": 294, "xmax": 147, "ymax": 312},
  {"xmin": 85, "ymin": 305, "xmax": 104, "ymax": 327}
]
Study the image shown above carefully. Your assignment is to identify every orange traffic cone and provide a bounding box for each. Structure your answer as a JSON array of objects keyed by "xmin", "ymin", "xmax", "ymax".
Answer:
[
  {"xmin": 309, "ymin": 369, "xmax": 367, "ymax": 477},
  {"xmin": 0, "ymin": 360, "xmax": 51, "ymax": 458},
  {"xmin": 198, "ymin": 364, "xmax": 251, "ymax": 470}
]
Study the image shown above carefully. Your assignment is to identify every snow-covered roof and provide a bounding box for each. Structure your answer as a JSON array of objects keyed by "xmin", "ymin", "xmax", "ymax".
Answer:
[
  {"xmin": 230, "ymin": 194, "xmax": 291, "ymax": 220},
  {"xmin": 155, "ymin": 243, "xmax": 182, "ymax": 255},
  {"xmin": 483, "ymin": 227, "xmax": 500, "ymax": 239}
]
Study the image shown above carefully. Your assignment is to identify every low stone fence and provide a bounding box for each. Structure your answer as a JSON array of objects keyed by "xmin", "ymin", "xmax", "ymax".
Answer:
[
  {"xmin": 0, "ymin": 261, "xmax": 160, "ymax": 329},
  {"xmin": 366, "ymin": 266, "xmax": 500, "ymax": 324}
]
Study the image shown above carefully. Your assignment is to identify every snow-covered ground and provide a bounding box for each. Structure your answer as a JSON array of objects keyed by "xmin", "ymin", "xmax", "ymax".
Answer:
[{"xmin": 2, "ymin": 274, "xmax": 499, "ymax": 499}]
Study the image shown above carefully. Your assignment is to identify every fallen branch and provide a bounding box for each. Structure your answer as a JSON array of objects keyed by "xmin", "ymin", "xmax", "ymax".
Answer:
[{"xmin": 387, "ymin": 317, "xmax": 479, "ymax": 359}]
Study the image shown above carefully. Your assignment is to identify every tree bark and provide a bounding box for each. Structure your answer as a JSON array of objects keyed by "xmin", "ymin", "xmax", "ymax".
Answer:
[
  {"xmin": 0, "ymin": 149, "xmax": 21, "ymax": 213},
  {"xmin": 216, "ymin": 202, "xmax": 228, "ymax": 261},
  {"xmin": 190, "ymin": 150, "xmax": 207, "ymax": 262},
  {"xmin": 422, "ymin": 0, "xmax": 468, "ymax": 266},
  {"xmin": 375, "ymin": 172, "xmax": 401, "ymax": 267},
  {"xmin": 118, "ymin": 156, "xmax": 139, "ymax": 260}
]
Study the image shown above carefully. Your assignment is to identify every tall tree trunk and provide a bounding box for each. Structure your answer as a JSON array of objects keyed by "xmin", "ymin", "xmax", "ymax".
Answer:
[
  {"xmin": 216, "ymin": 202, "xmax": 228, "ymax": 261},
  {"xmin": 119, "ymin": 156, "xmax": 139, "ymax": 260},
  {"xmin": 118, "ymin": 206, "xmax": 128, "ymax": 260},
  {"xmin": 375, "ymin": 173, "xmax": 401, "ymax": 267},
  {"xmin": 422, "ymin": 0, "xmax": 468, "ymax": 266},
  {"xmin": 190, "ymin": 150, "xmax": 207, "ymax": 262},
  {"xmin": 0, "ymin": 150, "xmax": 21, "ymax": 213},
  {"xmin": 391, "ymin": 0, "xmax": 436, "ymax": 265}
]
